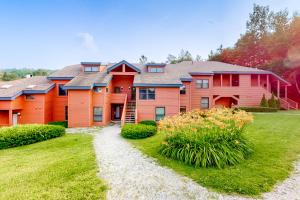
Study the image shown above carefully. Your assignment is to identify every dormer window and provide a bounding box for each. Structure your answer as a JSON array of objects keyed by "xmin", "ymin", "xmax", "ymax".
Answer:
[
  {"xmin": 146, "ymin": 63, "xmax": 166, "ymax": 73},
  {"xmin": 84, "ymin": 66, "xmax": 99, "ymax": 72},
  {"xmin": 148, "ymin": 67, "xmax": 164, "ymax": 73}
]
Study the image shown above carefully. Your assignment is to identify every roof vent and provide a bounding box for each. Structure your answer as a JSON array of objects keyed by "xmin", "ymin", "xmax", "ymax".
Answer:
[
  {"xmin": 26, "ymin": 85, "xmax": 36, "ymax": 89},
  {"xmin": 1, "ymin": 84, "xmax": 12, "ymax": 89}
]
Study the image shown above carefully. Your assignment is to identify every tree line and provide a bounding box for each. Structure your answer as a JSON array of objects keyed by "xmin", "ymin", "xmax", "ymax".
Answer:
[{"xmin": 0, "ymin": 68, "xmax": 53, "ymax": 81}]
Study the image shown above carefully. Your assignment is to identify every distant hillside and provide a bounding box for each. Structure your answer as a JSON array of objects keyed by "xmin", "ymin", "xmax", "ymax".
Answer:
[{"xmin": 0, "ymin": 68, "xmax": 54, "ymax": 81}]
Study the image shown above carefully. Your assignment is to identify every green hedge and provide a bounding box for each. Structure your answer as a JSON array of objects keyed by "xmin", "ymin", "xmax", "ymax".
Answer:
[
  {"xmin": 139, "ymin": 120, "xmax": 157, "ymax": 127},
  {"xmin": 0, "ymin": 124, "xmax": 65, "ymax": 149},
  {"xmin": 237, "ymin": 107, "xmax": 278, "ymax": 112},
  {"xmin": 121, "ymin": 124, "xmax": 156, "ymax": 139},
  {"xmin": 48, "ymin": 121, "xmax": 68, "ymax": 128}
]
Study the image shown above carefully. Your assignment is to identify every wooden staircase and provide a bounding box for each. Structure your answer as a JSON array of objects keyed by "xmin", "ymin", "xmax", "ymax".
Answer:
[{"xmin": 125, "ymin": 101, "xmax": 136, "ymax": 124}]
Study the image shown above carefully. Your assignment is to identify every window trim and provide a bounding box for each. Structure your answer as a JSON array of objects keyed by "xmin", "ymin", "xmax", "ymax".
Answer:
[
  {"xmin": 180, "ymin": 85, "xmax": 186, "ymax": 94},
  {"xmin": 25, "ymin": 94, "xmax": 35, "ymax": 100},
  {"xmin": 201, "ymin": 97, "xmax": 209, "ymax": 109},
  {"xmin": 148, "ymin": 67, "xmax": 164, "ymax": 73},
  {"xmin": 93, "ymin": 107, "xmax": 103, "ymax": 122},
  {"xmin": 84, "ymin": 66, "xmax": 99, "ymax": 72},
  {"xmin": 58, "ymin": 84, "xmax": 67, "ymax": 96},
  {"xmin": 196, "ymin": 79, "xmax": 209, "ymax": 89},
  {"xmin": 180, "ymin": 106, "xmax": 186, "ymax": 113},
  {"xmin": 155, "ymin": 107, "xmax": 165, "ymax": 121},
  {"xmin": 139, "ymin": 88, "xmax": 155, "ymax": 100}
]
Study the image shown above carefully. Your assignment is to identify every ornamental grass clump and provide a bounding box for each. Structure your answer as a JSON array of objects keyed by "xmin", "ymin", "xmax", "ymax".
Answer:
[{"xmin": 159, "ymin": 108, "xmax": 253, "ymax": 168}]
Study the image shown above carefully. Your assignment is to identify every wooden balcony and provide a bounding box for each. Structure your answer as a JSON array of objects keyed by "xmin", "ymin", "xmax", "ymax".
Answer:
[{"xmin": 110, "ymin": 93, "xmax": 127, "ymax": 104}]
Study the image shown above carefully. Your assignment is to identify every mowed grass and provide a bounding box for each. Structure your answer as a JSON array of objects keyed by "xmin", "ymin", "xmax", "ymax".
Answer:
[
  {"xmin": 128, "ymin": 111, "xmax": 300, "ymax": 197},
  {"xmin": 0, "ymin": 134, "xmax": 106, "ymax": 200}
]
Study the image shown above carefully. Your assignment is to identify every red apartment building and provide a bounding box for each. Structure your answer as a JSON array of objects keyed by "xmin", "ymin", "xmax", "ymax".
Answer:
[{"xmin": 0, "ymin": 60, "xmax": 298, "ymax": 127}]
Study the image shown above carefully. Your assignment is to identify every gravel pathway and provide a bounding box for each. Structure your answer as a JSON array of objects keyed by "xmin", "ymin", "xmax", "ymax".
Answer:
[{"xmin": 93, "ymin": 125, "xmax": 300, "ymax": 200}]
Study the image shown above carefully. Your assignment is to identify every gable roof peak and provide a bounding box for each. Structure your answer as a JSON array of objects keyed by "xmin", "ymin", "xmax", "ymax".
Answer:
[{"xmin": 106, "ymin": 60, "xmax": 141, "ymax": 73}]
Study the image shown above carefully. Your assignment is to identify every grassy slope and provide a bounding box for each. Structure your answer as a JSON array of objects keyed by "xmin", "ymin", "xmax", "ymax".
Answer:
[
  {"xmin": 128, "ymin": 112, "xmax": 300, "ymax": 197},
  {"xmin": 0, "ymin": 134, "xmax": 106, "ymax": 200}
]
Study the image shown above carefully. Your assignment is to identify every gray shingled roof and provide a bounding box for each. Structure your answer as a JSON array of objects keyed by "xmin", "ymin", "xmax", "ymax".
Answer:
[
  {"xmin": 64, "ymin": 71, "xmax": 112, "ymax": 89},
  {"xmin": 48, "ymin": 64, "xmax": 82, "ymax": 79},
  {"xmin": 47, "ymin": 60, "xmax": 288, "ymax": 88},
  {"xmin": 0, "ymin": 76, "xmax": 55, "ymax": 100}
]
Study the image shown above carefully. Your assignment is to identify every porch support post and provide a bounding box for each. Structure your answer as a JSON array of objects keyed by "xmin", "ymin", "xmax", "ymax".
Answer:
[
  {"xmin": 220, "ymin": 74, "xmax": 223, "ymax": 87},
  {"xmin": 277, "ymin": 80, "xmax": 280, "ymax": 98},
  {"xmin": 258, "ymin": 74, "xmax": 261, "ymax": 87},
  {"xmin": 122, "ymin": 64, "xmax": 125, "ymax": 72},
  {"xmin": 8, "ymin": 109, "xmax": 13, "ymax": 126},
  {"xmin": 229, "ymin": 74, "xmax": 232, "ymax": 87},
  {"xmin": 285, "ymin": 85, "xmax": 288, "ymax": 100},
  {"xmin": 266, "ymin": 75, "xmax": 270, "ymax": 92}
]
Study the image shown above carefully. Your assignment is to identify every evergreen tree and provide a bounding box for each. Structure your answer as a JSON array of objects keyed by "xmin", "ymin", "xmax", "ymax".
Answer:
[
  {"xmin": 260, "ymin": 94, "xmax": 269, "ymax": 107},
  {"xmin": 268, "ymin": 93, "xmax": 277, "ymax": 108}
]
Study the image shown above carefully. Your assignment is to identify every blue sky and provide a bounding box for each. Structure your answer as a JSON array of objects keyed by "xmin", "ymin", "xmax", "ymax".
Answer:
[{"xmin": 0, "ymin": 0, "xmax": 299, "ymax": 69}]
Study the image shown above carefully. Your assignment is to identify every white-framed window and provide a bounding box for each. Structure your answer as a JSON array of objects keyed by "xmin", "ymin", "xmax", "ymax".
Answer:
[
  {"xmin": 148, "ymin": 67, "xmax": 164, "ymax": 73},
  {"xmin": 196, "ymin": 79, "xmax": 209, "ymax": 88},
  {"xmin": 58, "ymin": 84, "xmax": 67, "ymax": 96},
  {"xmin": 139, "ymin": 88, "xmax": 155, "ymax": 100},
  {"xmin": 201, "ymin": 97, "xmax": 209, "ymax": 109},
  {"xmin": 84, "ymin": 66, "xmax": 99, "ymax": 72},
  {"xmin": 180, "ymin": 106, "xmax": 186, "ymax": 113},
  {"xmin": 155, "ymin": 107, "xmax": 165, "ymax": 121},
  {"xmin": 93, "ymin": 87, "xmax": 102, "ymax": 93},
  {"xmin": 180, "ymin": 85, "xmax": 186, "ymax": 94},
  {"xmin": 25, "ymin": 94, "xmax": 35, "ymax": 100},
  {"xmin": 93, "ymin": 107, "xmax": 103, "ymax": 122}
]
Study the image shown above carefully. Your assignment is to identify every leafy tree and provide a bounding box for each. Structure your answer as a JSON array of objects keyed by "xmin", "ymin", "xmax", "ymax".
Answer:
[
  {"xmin": 2, "ymin": 72, "xmax": 17, "ymax": 81},
  {"xmin": 260, "ymin": 94, "xmax": 269, "ymax": 107},
  {"xmin": 139, "ymin": 55, "xmax": 148, "ymax": 64},
  {"xmin": 195, "ymin": 55, "xmax": 202, "ymax": 62},
  {"xmin": 167, "ymin": 50, "xmax": 193, "ymax": 64},
  {"xmin": 167, "ymin": 54, "xmax": 177, "ymax": 64},
  {"xmin": 246, "ymin": 4, "xmax": 271, "ymax": 39}
]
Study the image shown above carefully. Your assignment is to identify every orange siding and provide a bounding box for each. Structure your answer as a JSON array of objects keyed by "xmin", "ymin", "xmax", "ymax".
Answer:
[
  {"xmin": 68, "ymin": 90, "xmax": 92, "ymax": 127},
  {"xmin": 52, "ymin": 80, "xmax": 69, "ymax": 121},
  {"xmin": 136, "ymin": 87, "xmax": 180, "ymax": 121},
  {"xmin": 19, "ymin": 94, "xmax": 45, "ymax": 124},
  {"xmin": 0, "ymin": 110, "xmax": 9, "ymax": 126}
]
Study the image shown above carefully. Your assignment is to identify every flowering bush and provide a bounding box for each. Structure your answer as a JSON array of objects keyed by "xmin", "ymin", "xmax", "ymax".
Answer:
[{"xmin": 159, "ymin": 108, "xmax": 253, "ymax": 168}]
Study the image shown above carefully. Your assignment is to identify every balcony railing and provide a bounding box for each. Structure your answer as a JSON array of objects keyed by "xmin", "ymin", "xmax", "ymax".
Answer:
[{"xmin": 110, "ymin": 93, "xmax": 127, "ymax": 103}]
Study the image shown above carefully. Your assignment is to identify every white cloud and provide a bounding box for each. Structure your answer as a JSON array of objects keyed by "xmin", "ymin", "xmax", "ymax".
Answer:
[{"xmin": 77, "ymin": 32, "xmax": 99, "ymax": 52}]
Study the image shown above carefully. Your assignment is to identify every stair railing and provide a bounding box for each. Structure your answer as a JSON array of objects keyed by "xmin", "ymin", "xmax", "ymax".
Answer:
[{"xmin": 121, "ymin": 94, "xmax": 128, "ymax": 126}]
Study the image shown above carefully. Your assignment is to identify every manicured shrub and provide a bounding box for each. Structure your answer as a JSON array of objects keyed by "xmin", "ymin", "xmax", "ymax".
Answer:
[
  {"xmin": 139, "ymin": 120, "xmax": 157, "ymax": 127},
  {"xmin": 0, "ymin": 124, "xmax": 65, "ymax": 149},
  {"xmin": 260, "ymin": 94, "xmax": 269, "ymax": 107},
  {"xmin": 121, "ymin": 124, "xmax": 156, "ymax": 139},
  {"xmin": 159, "ymin": 108, "xmax": 253, "ymax": 168},
  {"xmin": 238, "ymin": 107, "xmax": 278, "ymax": 112},
  {"xmin": 48, "ymin": 121, "xmax": 68, "ymax": 128},
  {"xmin": 268, "ymin": 93, "xmax": 277, "ymax": 108}
]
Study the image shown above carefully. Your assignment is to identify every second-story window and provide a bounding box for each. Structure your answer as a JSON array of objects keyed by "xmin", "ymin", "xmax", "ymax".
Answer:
[
  {"xmin": 148, "ymin": 67, "xmax": 164, "ymax": 73},
  {"xmin": 232, "ymin": 74, "xmax": 239, "ymax": 86},
  {"xmin": 196, "ymin": 79, "xmax": 209, "ymax": 88},
  {"xmin": 180, "ymin": 85, "xmax": 186, "ymax": 94},
  {"xmin": 58, "ymin": 84, "xmax": 67, "ymax": 96},
  {"xmin": 139, "ymin": 88, "xmax": 155, "ymax": 100},
  {"xmin": 84, "ymin": 66, "xmax": 99, "ymax": 72}
]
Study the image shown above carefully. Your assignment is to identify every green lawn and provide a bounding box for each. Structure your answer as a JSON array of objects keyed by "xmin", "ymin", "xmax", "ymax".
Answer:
[
  {"xmin": 0, "ymin": 134, "xmax": 106, "ymax": 200},
  {"xmin": 128, "ymin": 111, "xmax": 300, "ymax": 197}
]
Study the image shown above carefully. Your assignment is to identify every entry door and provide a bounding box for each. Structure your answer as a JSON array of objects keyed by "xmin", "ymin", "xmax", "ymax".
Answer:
[
  {"xmin": 131, "ymin": 87, "xmax": 136, "ymax": 100},
  {"xmin": 115, "ymin": 106, "xmax": 120, "ymax": 119},
  {"xmin": 12, "ymin": 114, "xmax": 18, "ymax": 126}
]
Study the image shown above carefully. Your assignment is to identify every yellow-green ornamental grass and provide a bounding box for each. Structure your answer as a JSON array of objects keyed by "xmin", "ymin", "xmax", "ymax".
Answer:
[{"xmin": 159, "ymin": 108, "xmax": 253, "ymax": 168}]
